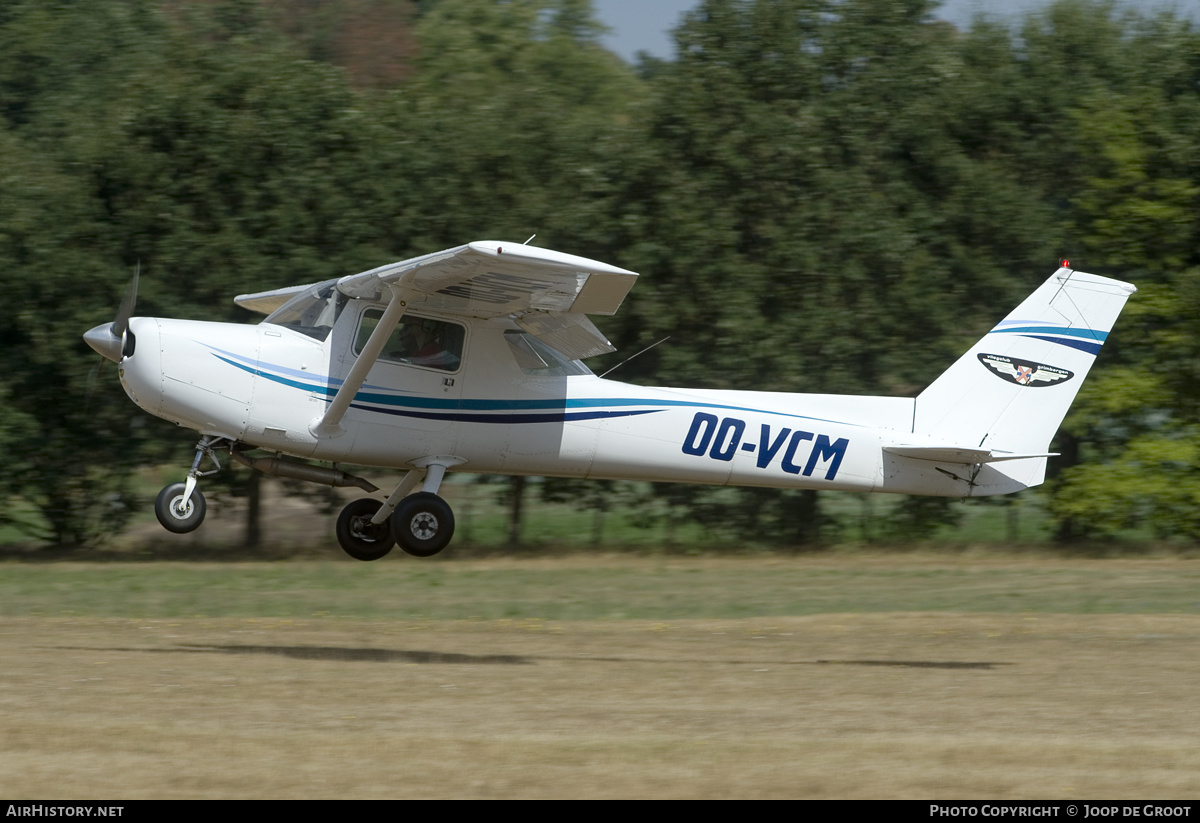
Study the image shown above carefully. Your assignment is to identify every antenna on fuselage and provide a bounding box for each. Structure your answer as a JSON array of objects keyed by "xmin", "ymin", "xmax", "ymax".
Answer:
[
  {"xmin": 599, "ymin": 336, "xmax": 670, "ymax": 379},
  {"xmin": 523, "ymin": 234, "xmax": 536, "ymax": 245}
]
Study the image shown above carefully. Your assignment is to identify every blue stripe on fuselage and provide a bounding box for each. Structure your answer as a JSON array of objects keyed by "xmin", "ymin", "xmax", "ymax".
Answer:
[
  {"xmin": 348, "ymin": 403, "xmax": 662, "ymax": 424},
  {"xmin": 209, "ymin": 351, "xmax": 868, "ymax": 427}
]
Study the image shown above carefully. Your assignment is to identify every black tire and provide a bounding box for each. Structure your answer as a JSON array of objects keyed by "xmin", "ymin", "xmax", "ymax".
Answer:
[
  {"xmin": 154, "ymin": 482, "xmax": 206, "ymax": 534},
  {"xmin": 390, "ymin": 492, "xmax": 455, "ymax": 557},
  {"xmin": 335, "ymin": 498, "xmax": 395, "ymax": 561}
]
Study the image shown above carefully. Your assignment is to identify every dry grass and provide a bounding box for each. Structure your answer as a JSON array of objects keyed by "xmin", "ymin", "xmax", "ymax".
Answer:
[{"xmin": 2, "ymin": 611, "xmax": 1199, "ymax": 798}]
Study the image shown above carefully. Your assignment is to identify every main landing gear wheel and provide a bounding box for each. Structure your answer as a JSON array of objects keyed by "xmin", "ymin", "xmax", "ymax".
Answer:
[
  {"xmin": 390, "ymin": 492, "xmax": 455, "ymax": 557},
  {"xmin": 336, "ymin": 498, "xmax": 395, "ymax": 561},
  {"xmin": 154, "ymin": 482, "xmax": 207, "ymax": 534}
]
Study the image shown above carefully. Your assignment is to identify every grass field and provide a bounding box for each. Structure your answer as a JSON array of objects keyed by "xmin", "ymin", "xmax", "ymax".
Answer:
[
  {"xmin": 2, "ymin": 473, "xmax": 1075, "ymax": 550},
  {"xmin": 1, "ymin": 555, "xmax": 1198, "ymax": 798}
]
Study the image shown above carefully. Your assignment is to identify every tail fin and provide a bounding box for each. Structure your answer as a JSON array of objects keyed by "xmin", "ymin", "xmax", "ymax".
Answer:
[{"xmin": 911, "ymin": 266, "xmax": 1136, "ymax": 490}]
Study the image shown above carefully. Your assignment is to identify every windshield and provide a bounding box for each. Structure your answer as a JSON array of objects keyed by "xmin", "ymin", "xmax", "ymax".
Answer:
[{"xmin": 263, "ymin": 279, "xmax": 346, "ymax": 342}]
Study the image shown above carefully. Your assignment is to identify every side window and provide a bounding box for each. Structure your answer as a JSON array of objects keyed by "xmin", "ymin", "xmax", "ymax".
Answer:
[
  {"xmin": 355, "ymin": 309, "xmax": 464, "ymax": 372},
  {"xmin": 503, "ymin": 330, "xmax": 592, "ymax": 376}
]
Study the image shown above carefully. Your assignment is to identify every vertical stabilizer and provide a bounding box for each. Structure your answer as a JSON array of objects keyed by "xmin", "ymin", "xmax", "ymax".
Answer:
[{"xmin": 912, "ymin": 266, "xmax": 1135, "ymax": 488}]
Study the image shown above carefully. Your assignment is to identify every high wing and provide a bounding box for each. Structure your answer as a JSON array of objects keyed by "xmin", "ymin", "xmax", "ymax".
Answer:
[
  {"xmin": 336, "ymin": 241, "xmax": 637, "ymax": 361},
  {"xmin": 303, "ymin": 241, "xmax": 638, "ymax": 437},
  {"xmin": 337, "ymin": 241, "xmax": 637, "ymax": 316},
  {"xmin": 235, "ymin": 241, "xmax": 638, "ymax": 359}
]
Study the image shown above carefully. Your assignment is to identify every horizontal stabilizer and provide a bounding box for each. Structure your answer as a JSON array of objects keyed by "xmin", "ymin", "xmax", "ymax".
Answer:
[{"xmin": 883, "ymin": 445, "xmax": 1058, "ymax": 464}]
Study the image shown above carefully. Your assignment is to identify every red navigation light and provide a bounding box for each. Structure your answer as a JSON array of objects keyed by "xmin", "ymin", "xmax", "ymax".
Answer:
[{"xmin": 1061, "ymin": 259, "xmax": 1070, "ymax": 268}]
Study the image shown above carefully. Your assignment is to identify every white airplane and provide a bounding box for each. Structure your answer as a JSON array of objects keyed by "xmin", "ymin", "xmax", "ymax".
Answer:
[{"xmin": 84, "ymin": 242, "xmax": 1135, "ymax": 559}]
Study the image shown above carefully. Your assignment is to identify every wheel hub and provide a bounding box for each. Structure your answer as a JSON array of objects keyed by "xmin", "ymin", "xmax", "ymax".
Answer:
[
  {"xmin": 410, "ymin": 514, "xmax": 439, "ymax": 540},
  {"xmin": 352, "ymin": 516, "xmax": 385, "ymax": 542}
]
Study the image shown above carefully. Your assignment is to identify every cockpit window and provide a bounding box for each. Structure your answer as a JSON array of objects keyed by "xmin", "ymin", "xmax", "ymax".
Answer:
[
  {"xmin": 504, "ymin": 330, "xmax": 592, "ymax": 376},
  {"xmin": 264, "ymin": 279, "xmax": 346, "ymax": 342},
  {"xmin": 355, "ymin": 309, "xmax": 465, "ymax": 372}
]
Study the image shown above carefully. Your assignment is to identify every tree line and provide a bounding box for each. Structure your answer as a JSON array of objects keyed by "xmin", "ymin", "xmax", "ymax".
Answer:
[{"xmin": 2, "ymin": 0, "xmax": 1198, "ymax": 547}]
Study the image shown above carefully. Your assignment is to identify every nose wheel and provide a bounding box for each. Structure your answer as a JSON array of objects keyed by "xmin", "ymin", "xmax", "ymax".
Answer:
[{"xmin": 154, "ymin": 482, "xmax": 207, "ymax": 533}]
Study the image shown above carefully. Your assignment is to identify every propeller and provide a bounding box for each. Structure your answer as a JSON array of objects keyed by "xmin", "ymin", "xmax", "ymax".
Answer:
[{"xmin": 83, "ymin": 265, "xmax": 139, "ymax": 363}]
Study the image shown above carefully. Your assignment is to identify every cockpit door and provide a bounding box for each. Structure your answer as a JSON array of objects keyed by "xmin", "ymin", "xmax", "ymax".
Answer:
[{"xmin": 330, "ymin": 303, "xmax": 467, "ymax": 432}]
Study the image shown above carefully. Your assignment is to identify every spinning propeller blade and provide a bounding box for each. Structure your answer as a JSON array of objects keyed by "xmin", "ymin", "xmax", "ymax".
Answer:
[
  {"xmin": 83, "ymin": 265, "xmax": 139, "ymax": 363},
  {"xmin": 112, "ymin": 264, "xmax": 138, "ymax": 342}
]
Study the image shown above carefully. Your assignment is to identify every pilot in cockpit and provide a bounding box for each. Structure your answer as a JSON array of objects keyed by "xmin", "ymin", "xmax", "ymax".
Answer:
[{"xmin": 392, "ymin": 318, "xmax": 444, "ymax": 366}]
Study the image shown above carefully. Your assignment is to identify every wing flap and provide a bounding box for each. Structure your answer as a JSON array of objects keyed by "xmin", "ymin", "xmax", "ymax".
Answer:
[{"xmin": 514, "ymin": 312, "xmax": 616, "ymax": 360}]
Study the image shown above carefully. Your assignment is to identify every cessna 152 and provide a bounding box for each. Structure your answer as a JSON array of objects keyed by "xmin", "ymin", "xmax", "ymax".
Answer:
[{"xmin": 84, "ymin": 242, "xmax": 1134, "ymax": 559}]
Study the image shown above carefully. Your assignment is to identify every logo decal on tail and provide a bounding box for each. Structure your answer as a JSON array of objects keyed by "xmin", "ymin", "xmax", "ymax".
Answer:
[{"xmin": 977, "ymin": 354, "xmax": 1074, "ymax": 387}]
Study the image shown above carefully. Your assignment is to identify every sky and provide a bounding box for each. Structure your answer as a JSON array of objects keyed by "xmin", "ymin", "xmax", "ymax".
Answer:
[{"xmin": 592, "ymin": 0, "xmax": 1200, "ymax": 63}]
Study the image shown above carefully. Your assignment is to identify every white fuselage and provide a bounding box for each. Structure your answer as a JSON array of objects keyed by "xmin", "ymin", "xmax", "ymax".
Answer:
[{"xmin": 117, "ymin": 301, "xmax": 1015, "ymax": 498}]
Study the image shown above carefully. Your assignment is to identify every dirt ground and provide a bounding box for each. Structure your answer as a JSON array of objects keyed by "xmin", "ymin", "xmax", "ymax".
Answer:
[{"xmin": 2, "ymin": 612, "xmax": 1198, "ymax": 798}]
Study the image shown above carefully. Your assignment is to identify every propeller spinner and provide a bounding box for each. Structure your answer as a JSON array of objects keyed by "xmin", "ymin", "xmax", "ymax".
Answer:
[{"xmin": 84, "ymin": 267, "xmax": 139, "ymax": 363}]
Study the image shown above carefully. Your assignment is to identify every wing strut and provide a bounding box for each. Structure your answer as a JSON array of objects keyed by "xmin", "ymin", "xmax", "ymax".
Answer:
[{"xmin": 310, "ymin": 286, "xmax": 410, "ymax": 438}]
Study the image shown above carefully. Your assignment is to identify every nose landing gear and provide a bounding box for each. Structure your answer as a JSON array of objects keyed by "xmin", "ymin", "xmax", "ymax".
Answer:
[{"xmin": 154, "ymin": 436, "xmax": 225, "ymax": 534}]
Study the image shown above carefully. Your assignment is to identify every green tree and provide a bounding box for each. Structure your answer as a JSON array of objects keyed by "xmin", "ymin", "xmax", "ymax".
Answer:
[
  {"xmin": 393, "ymin": 0, "xmax": 641, "ymax": 253},
  {"xmin": 1042, "ymin": 9, "xmax": 1200, "ymax": 539},
  {"xmin": 0, "ymin": 122, "xmax": 148, "ymax": 545},
  {"xmin": 0, "ymin": 0, "xmax": 403, "ymax": 545}
]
